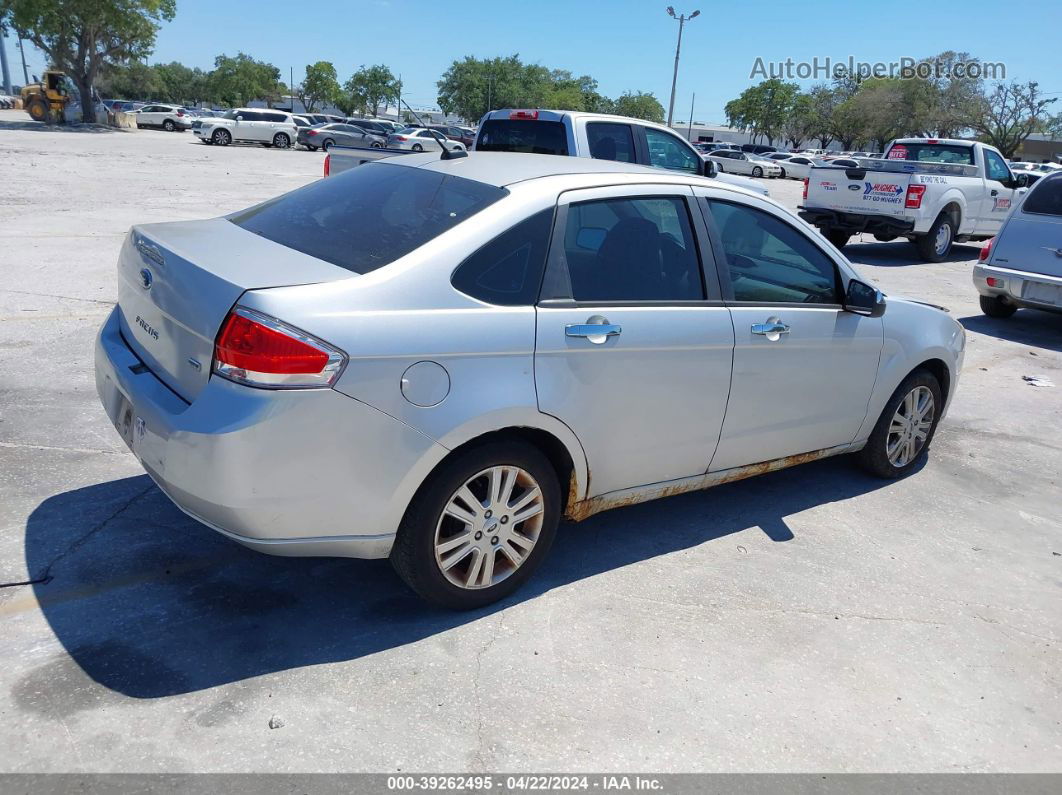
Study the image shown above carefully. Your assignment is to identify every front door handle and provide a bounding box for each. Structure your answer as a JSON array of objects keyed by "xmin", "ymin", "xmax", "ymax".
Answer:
[
  {"xmin": 991, "ymin": 189, "xmax": 999, "ymax": 196},
  {"xmin": 751, "ymin": 320, "xmax": 790, "ymax": 337},
  {"xmin": 566, "ymin": 315, "xmax": 621, "ymax": 344}
]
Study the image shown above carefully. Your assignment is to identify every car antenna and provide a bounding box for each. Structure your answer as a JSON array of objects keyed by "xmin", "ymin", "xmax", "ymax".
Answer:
[{"xmin": 400, "ymin": 98, "xmax": 466, "ymax": 160}]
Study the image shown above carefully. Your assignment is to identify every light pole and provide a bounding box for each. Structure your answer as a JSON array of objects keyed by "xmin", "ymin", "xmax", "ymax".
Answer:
[{"xmin": 665, "ymin": 6, "xmax": 699, "ymax": 128}]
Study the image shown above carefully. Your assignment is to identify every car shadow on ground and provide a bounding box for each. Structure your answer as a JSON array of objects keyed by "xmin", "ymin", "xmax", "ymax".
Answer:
[
  {"xmin": 21, "ymin": 456, "xmax": 897, "ymax": 702},
  {"xmin": 843, "ymin": 239, "xmax": 981, "ymax": 267},
  {"xmin": 960, "ymin": 311, "xmax": 1062, "ymax": 353}
]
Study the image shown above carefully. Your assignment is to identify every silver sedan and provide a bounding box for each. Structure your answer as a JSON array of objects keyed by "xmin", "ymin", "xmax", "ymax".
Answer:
[
  {"xmin": 386, "ymin": 126, "xmax": 467, "ymax": 153},
  {"xmin": 95, "ymin": 153, "xmax": 965, "ymax": 608}
]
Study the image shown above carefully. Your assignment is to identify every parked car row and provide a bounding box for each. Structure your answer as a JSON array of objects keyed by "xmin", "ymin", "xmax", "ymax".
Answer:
[{"xmin": 0, "ymin": 94, "xmax": 19, "ymax": 109}]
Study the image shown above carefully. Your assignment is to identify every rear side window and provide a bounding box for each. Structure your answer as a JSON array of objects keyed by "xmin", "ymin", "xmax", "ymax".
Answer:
[
  {"xmin": 1022, "ymin": 175, "xmax": 1062, "ymax": 216},
  {"xmin": 586, "ymin": 122, "xmax": 637, "ymax": 163},
  {"xmin": 451, "ymin": 209, "xmax": 554, "ymax": 305},
  {"xmin": 477, "ymin": 119, "xmax": 569, "ymax": 155},
  {"xmin": 265, "ymin": 112, "xmax": 288, "ymax": 123},
  {"xmin": 230, "ymin": 163, "xmax": 507, "ymax": 274},
  {"xmin": 240, "ymin": 110, "xmax": 262, "ymax": 122}
]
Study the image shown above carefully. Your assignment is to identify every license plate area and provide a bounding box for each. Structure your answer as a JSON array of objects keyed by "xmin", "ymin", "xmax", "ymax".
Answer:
[
  {"xmin": 1022, "ymin": 281, "xmax": 1062, "ymax": 307},
  {"xmin": 113, "ymin": 393, "xmax": 145, "ymax": 455}
]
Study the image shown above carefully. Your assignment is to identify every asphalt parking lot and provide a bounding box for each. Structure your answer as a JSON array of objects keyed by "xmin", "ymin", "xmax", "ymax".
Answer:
[{"xmin": 1, "ymin": 110, "xmax": 1060, "ymax": 773}]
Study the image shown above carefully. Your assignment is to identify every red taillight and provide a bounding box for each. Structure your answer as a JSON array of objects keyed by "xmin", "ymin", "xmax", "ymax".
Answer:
[
  {"xmin": 986, "ymin": 276, "xmax": 1004, "ymax": 287},
  {"xmin": 307, "ymin": 129, "xmax": 318, "ymax": 136},
  {"xmin": 979, "ymin": 237, "xmax": 995, "ymax": 263},
  {"xmin": 213, "ymin": 308, "xmax": 345, "ymax": 388},
  {"xmin": 509, "ymin": 110, "xmax": 539, "ymax": 120},
  {"xmin": 176, "ymin": 110, "xmax": 184, "ymax": 117},
  {"xmin": 323, "ymin": 154, "xmax": 330, "ymax": 177},
  {"xmin": 394, "ymin": 135, "xmax": 407, "ymax": 141},
  {"xmin": 905, "ymin": 184, "xmax": 926, "ymax": 209},
  {"xmin": 802, "ymin": 178, "xmax": 809, "ymax": 200},
  {"xmin": 926, "ymin": 139, "xmax": 938, "ymax": 144}
]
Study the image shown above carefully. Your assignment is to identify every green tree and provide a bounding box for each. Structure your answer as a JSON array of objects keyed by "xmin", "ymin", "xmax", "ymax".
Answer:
[
  {"xmin": 344, "ymin": 64, "xmax": 399, "ymax": 117},
  {"xmin": 807, "ymin": 83, "xmax": 839, "ymax": 149},
  {"xmin": 849, "ymin": 77, "xmax": 936, "ymax": 150},
  {"xmin": 829, "ymin": 98, "xmax": 865, "ymax": 150},
  {"xmin": 613, "ymin": 91, "xmax": 664, "ymax": 123},
  {"xmin": 7, "ymin": 0, "xmax": 176, "ymax": 122},
  {"xmin": 724, "ymin": 79, "xmax": 800, "ymax": 145},
  {"xmin": 208, "ymin": 53, "xmax": 281, "ymax": 107},
  {"xmin": 970, "ymin": 80, "xmax": 1056, "ymax": 158},
  {"xmin": 97, "ymin": 61, "xmax": 162, "ymax": 101},
  {"xmin": 781, "ymin": 93, "xmax": 815, "ymax": 150},
  {"xmin": 297, "ymin": 61, "xmax": 340, "ymax": 113},
  {"xmin": 154, "ymin": 61, "xmax": 208, "ymax": 105}
]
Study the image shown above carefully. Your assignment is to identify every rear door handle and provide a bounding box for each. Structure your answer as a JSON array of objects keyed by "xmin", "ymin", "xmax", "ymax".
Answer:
[
  {"xmin": 751, "ymin": 321, "xmax": 790, "ymax": 336},
  {"xmin": 566, "ymin": 318, "xmax": 622, "ymax": 344}
]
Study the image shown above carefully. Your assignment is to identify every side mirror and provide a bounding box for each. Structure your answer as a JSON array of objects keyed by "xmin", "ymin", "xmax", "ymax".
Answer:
[
  {"xmin": 845, "ymin": 278, "xmax": 886, "ymax": 318},
  {"xmin": 1012, "ymin": 174, "xmax": 1028, "ymax": 189},
  {"xmin": 703, "ymin": 159, "xmax": 717, "ymax": 178},
  {"xmin": 235, "ymin": 115, "xmax": 243, "ymax": 122}
]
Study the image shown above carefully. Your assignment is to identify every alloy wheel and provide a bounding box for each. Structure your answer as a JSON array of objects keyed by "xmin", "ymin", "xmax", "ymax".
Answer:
[
  {"xmin": 886, "ymin": 385, "xmax": 935, "ymax": 467},
  {"xmin": 433, "ymin": 466, "xmax": 545, "ymax": 590}
]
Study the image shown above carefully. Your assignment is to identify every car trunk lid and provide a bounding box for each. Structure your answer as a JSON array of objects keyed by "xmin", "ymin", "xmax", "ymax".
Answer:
[
  {"xmin": 117, "ymin": 218, "xmax": 353, "ymax": 402},
  {"xmin": 992, "ymin": 177, "xmax": 1062, "ymax": 278}
]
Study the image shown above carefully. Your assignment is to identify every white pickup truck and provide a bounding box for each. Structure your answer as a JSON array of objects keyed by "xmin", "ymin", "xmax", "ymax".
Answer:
[{"xmin": 798, "ymin": 138, "xmax": 1026, "ymax": 261}]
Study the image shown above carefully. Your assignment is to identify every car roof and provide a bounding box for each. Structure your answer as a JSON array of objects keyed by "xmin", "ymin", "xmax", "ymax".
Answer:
[
  {"xmin": 382, "ymin": 151, "xmax": 759, "ymax": 196},
  {"xmin": 481, "ymin": 108, "xmax": 682, "ymax": 136}
]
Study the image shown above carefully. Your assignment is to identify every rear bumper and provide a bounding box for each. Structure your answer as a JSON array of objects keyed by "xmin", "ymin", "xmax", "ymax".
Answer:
[
  {"xmin": 973, "ymin": 263, "xmax": 1062, "ymax": 313},
  {"xmin": 94, "ymin": 307, "xmax": 447, "ymax": 559},
  {"xmin": 799, "ymin": 207, "xmax": 915, "ymax": 236}
]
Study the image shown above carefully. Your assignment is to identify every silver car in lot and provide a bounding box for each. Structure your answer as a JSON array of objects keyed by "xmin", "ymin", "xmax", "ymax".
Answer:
[
  {"xmin": 386, "ymin": 127, "xmax": 467, "ymax": 153},
  {"xmin": 95, "ymin": 153, "xmax": 965, "ymax": 608},
  {"xmin": 974, "ymin": 171, "xmax": 1062, "ymax": 318}
]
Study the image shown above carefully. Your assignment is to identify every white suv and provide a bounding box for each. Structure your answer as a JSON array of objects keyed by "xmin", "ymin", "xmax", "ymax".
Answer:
[
  {"xmin": 194, "ymin": 108, "xmax": 298, "ymax": 148},
  {"xmin": 133, "ymin": 104, "xmax": 192, "ymax": 132}
]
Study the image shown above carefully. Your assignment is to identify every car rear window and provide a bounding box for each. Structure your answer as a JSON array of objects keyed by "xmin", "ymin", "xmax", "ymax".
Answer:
[
  {"xmin": 229, "ymin": 163, "xmax": 507, "ymax": 274},
  {"xmin": 886, "ymin": 142, "xmax": 974, "ymax": 165},
  {"xmin": 1022, "ymin": 174, "xmax": 1062, "ymax": 216},
  {"xmin": 476, "ymin": 119, "xmax": 569, "ymax": 155}
]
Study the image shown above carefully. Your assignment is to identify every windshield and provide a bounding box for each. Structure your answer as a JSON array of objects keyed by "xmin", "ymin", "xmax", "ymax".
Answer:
[
  {"xmin": 476, "ymin": 119, "xmax": 569, "ymax": 155},
  {"xmin": 229, "ymin": 163, "xmax": 507, "ymax": 274},
  {"xmin": 887, "ymin": 142, "xmax": 974, "ymax": 165}
]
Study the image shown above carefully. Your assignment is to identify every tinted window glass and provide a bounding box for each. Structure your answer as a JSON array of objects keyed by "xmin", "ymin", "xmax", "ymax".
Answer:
[
  {"xmin": 984, "ymin": 150, "xmax": 1011, "ymax": 182},
  {"xmin": 1022, "ymin": 175, "xmax": 1062, "ymax": 216},
  {"xmin": 476, "ymin": 119, "xmax": 569, "ymax": 155},
  {"xmin": 886, "ymin": 142, "xmax": 974, "ymax": 165},
  {"xmin": 563, "ymin": 197, "xmax": 703, "ymax": 301},
  {"xmin": 240, "ymin": 110, "xmax": 262, "ymax": 122},
  {"xmin": 451, "ymin": 209, "xmax": 554, "ymax": 305},
  {"xmin": 230, "ymin": 163, "xmax": 507, "ymax": 274},
  {"xmin": 644, "ymin": 129, "xmax": 700, "ymax": 173},
  {"xmin": 708, "ymin": 200, "xmax": 839, "ymax": 304},
  {"xmin": 586, "ymin": 122, "xmax": 637, "ymax": 163}
]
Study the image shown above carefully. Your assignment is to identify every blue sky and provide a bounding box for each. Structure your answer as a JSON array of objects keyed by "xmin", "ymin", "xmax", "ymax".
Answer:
[{"xmin": 5, "ymin": 0, "xmax": 1061, "ymax": 121}]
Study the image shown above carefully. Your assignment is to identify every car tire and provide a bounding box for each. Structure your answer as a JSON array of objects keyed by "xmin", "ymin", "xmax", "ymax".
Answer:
[
  {"xmin": 322, "ymin": 139, "xmax": 335, "ymax": 151},
  {"xmin": 273, "ymin": 132, "xmax": 290, "ymax": 149},
  {"xmin": 916, "ymin": 213, "xmax": 956, "ymax": 262},
  {"xmin": 411, "ymin": 143, "xmax": 423, "ymax": 152},
  {"xmin": 856, "ymin": 370, "xmax": 943, "ymax": 479},
  {"xmin": 212, "ymin": 129, "xmax": 231, "ymax": 146},
  {"xmin": 371, "ymin": 141, "xmax": 383, "ymax": 148},
  {"xmin": 26, "ymin": 97, "xmax": 50, "ymax": 123},
  {"xmin": 778, "ymin": 167, "xmax": 786, "ymax": 178},
  {"xmin": 715, "ymin": 163, "xmax": 724, "ymax": 173},
  {"xmin": 305, "ymin": 145, "xmax": 318, "ymax": 152},
  {"xmin": 826, "ymin": 230, "xmax": 850, "ymax": 249},
  {"xmin": 979, "ymin": 294, "xmax": 1017, "ymax": 318},
  {"xmin": 163, "ymin": 119, "xmax": 175, "ymax": 132},
  {"xmin": 752, "ymin": 166, "xmax": 763, "ymax": 177},
  {"xmin": 390, "ymin": 440, "xmax": 561, "ymax": 610}
]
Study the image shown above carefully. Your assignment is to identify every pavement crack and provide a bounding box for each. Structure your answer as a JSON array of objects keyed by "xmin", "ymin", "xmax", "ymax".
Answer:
[
  {"xmin": 1, "ymin": 288, "xmax": 116, "ymax": 306},
  {"xmin": 0, "ymin": 441, "xmax": 125, "ymax": 456},
  {"xmin": 470, "ymin": 616, "xmax": 504, "ymax": 772},
  {"xmin": 30, "ymin": 484, "xmax": 154, "ymax": 585}
]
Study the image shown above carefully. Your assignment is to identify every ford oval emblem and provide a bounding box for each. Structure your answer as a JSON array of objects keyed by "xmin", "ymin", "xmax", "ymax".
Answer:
[
  {"xmin": 847, "ymin": 184, "xmax": 861, "ymax": 191},
  {"xmin": 139, "ymin": 268, "xmax": 153, "ymax": 289}
]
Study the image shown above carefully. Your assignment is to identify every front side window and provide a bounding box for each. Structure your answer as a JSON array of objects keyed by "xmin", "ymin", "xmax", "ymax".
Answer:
[
  {"xmin": 586, "ymin": 122, "xmax": 637, "ymax": 163},
  {"xmin": 708, "ymin": 200, "xmax": 839, "ymax": 304},
  {"xmin": 229, "ymin": 163, "xmax": 507, "ymax": 274},
  {"xmin": 984, "ymin": 150, "xmax": 1012, "ymax": 183},
  {"xmin": 451, "ymin": 209, "xmax": 554, "ymax": 305},
  {"xmin": 562, "ymin": 197, "xmax": 704, "ymax": 302},
  {"xmin": 644, "ymin": 129, "xmax": 700, "ymax": 173}
]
